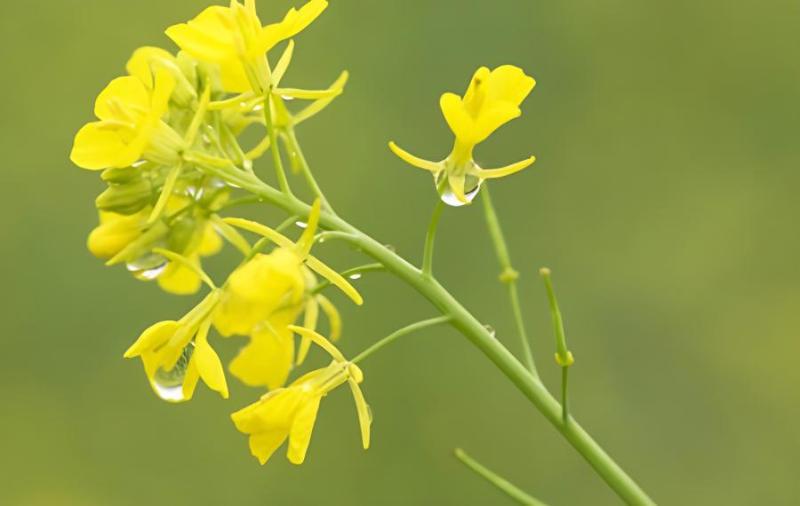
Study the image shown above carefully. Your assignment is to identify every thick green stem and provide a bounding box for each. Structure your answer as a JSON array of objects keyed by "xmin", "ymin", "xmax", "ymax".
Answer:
[
  {"xmin": 481, "ymin": 186, "xmax": 538, "ymax": 377},
  {"xmin": 196, "ymin": 163, "xmax": 655, "ymax": 505},
  {"xmin": 455, "ymin": 448, "xmax": 549, "ymax": 506}
]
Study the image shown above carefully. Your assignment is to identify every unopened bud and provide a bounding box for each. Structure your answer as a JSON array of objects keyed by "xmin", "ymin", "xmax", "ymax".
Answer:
[{"xmin": 95, "ymin": 179, "xmax": 154, "ymax": 214}]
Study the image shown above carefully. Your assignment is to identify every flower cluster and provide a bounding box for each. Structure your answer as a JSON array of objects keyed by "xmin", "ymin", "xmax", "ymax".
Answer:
[{"xmin": 71, "ymin": 0, "xmax": 368, "ymax": 466}]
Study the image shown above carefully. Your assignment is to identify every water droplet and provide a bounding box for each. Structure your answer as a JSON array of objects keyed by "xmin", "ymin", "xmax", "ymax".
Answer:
[
  {"xmin": 132, "ymin": 160, "xmax": 147, "ymax": 168},
  {"xmin": 349, "ymin": 273, "xmax": 363, "ymax": 281},
  {"xmin": 295, "ymin": 221, "xmax": 308, "ymax": 229},
  {"xmin": 281, "ymin": 95, "xmax": 295, "ymax": 101},
  {"xmin": 201, "ymin": 134, "xmax": 211, "ymax": 145},
  {"xmin": 152, "ymin": 343, "xmax": 194, "ymax": 402},
  {"xmin": 127, "ymin": 253, "xmax": 168, "ymax": 281},
  {"xmin": 436, "ymin": 173, "xmax": 482, "ymax": 207},
  {"xmin": 483, "ymin": 324, "xmax": 497, "ymax": 338},
  {"xmin": 384, "ymin": 244, "xmax": 396, "ymax": 252},
  {"xmin": 253, "ymin": 104, "xmax": 264, "ymax": 112}
]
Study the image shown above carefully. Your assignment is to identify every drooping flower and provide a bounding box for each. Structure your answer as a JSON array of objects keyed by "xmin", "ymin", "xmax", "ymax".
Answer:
[
  {"xmin": 389, "ymin": 65, "xmax": 537, "ymax": 206},
  {"xmin": 89, "ymin": 195, "xmax": 224, "ymax": 296},
  {"xmin": 215, "ymin": 199, "xmax": 361, "ymax": 337},
  {"xmin": 166, "ymin": 0, "xmax": 328, "ymax": 93},
  {"xmin": 215, "ymin": 200, "xmax": 357, "ymax": 388},
  {"xmin": 71, "ymin": 67, "xmax": 184, "ymax": 170},
  {"xmin": 124, "ymin": 292, "xmax": 228, "ymax": 402},
  {"xmin": 231, "ymin": 326, "xmax": 370, "ymax": 465}
]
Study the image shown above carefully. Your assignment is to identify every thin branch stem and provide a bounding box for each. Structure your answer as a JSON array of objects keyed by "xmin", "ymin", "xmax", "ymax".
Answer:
[
  {"xmin": 353, "ymin": 316, "xmax": 451, "ymax": 363},
  {"xmin": 263, "ymin": 90, "xmax": 292, "ymax": 195},
  {"xmin": 194, "ymin": 161, "xmax": 656, "ymax": 506},
  {"xmin": 454, "ymin": 448, "xmax": 549, "ymax": 506},
  {"xmin": 285, "ymin": 126, "xmax": 334, "ymax": 212},
  {"xmin": 481, "ymin": 186, "xmax": 538, "ymax": 377},
  {"xmin": 422, "ymin": 199, "xmax": 445, "ymax": 277},
  {"xmin": 540, "ymin": 267, "xmax": 574, "ymax": 423}
]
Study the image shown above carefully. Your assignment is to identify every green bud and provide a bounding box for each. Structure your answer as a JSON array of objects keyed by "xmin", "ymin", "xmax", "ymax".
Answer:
[
  {"xmin": 167, "ymin": 214, "xmax": 200, "ymax": 254},
  {"xmin": 101, "ymin": 167, "xmax": 143, "ymax": 184},
  {"xmin": 95, "ymin": 179, "xmax": 154, "ymax": 215}
]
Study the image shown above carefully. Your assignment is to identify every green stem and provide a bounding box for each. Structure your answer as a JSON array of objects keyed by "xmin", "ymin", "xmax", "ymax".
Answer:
[
  {"xmin": 481, "ymin": 186, "xmax": 538, "ymax": 377},
  {"xmin": 196, "ymin": 162, "xmax": 655, "ymax": 506},
  {"xmin": 353, "ymin": 316, "xmax": 451, "ymax": 363},
  {"xmin": 422, "ymin": 199, "xmax": 445, "ymax": 277},
  {"xmin": 455, "ymin": 448, "xmax": 549, "ymax": 506},
  {"xmin": 540, "ymin": 268, "xmax": 574, "ymax": 423},
  {"xmin": 561, "ymin": 366, "xmax": 569, "ymax": 423},
  {"xmin": 263, "ymin": 91, "xmax": 292, "ymax": 195},
  {"xmin": 285, "ymin": 126, "xmax": 333, "ymax": 212}
]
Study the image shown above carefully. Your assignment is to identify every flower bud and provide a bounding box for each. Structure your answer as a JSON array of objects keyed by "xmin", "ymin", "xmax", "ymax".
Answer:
[{"xmin": 95, "ymin": 179, "xmax": 154, "ymax": 215}]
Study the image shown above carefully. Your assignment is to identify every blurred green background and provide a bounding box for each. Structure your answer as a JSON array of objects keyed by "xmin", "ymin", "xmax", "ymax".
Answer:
[{"xmin": 2, "ymin": 0, "xmax": 799, "ymax": 504}]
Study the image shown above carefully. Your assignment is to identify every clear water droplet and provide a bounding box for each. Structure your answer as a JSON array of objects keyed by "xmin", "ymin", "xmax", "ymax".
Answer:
[
  {"xmin": 436, "ymin": 173, "xmax": 482, "ymax": 207},
  {"xmin": 349, "ymin": 273, "xmax": 363, "ymax": 281},
  {"xmin": 295, "ymin": 221, "xmax": 308, "ymax": 229},
  {"xmin": 281, "ymin": 95, "xmax": 295, "ymax": 101},
  {"xmin": 127, "ymin": 253, "xmax": 168, "ymax": 281},
  {"xmin": 384, "ymin": 244, "xmax": 396, "ymax": 252},
  {"xmin": 152, "ymin": 343, "xmax": 194, "ymax": 402},
  {"xmin": 483, "ymin": 324, "xmax": 497, "ymax": 338},
  {"xmin": 132, "ymin": 160, "xmax": 147, "ymax": 168},
  {"xmin": 253, "ymin": 104, "xmax": 264, "ymax": 112}
]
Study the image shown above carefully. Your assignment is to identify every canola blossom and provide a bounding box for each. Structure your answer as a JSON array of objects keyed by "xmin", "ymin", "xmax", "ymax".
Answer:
[
  {"xmin": 71, "ymin": 1, "xmax": 656, "ymax": 504},
  {"xmin": 390, "ymin": 65, "xmax": 537, "ymax": 206}
]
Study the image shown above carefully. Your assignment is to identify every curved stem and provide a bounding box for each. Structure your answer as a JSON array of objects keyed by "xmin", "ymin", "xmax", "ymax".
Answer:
[
  {"xmin": 481, "ymin": 186, "xmax": 538, "ymax": 377},
  {"xmin": 284, "ymin": 126, "xmax": 334, "ymax": 212},
  {"xmin": 455, "ymin": 448, "xmax": 549, "ymax": 506},
  {"xmin": 422, "ymin": 200, "xmax": 445, "ymax": 277},
  {"xmin": 197, "ymin": 163, "xmax": 655, "ymax": 505},
  {"xmin": 353, "ymin": 316, "xmax": 451, "ymax": 363},
  {"xmin": 263, "ymin": 91, "xmax": 292, "ymax": 195}
]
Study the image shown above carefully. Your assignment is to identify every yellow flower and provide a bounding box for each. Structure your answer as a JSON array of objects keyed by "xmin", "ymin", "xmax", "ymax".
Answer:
[
  {"xmin": 215, "ymin": 199, "xmax": 362, "ymax": 337},
  {"xmin": 71, "ymin": 67, "xmax": 184, "ymax": 170},
  {"xmin": 166, "ymin": 0, "xmax": 328, "ymax": 93},
  {"xmin": 124, "ymin": 292, "xmax": 228, "ymax": 402},
  {"xmin": 231, "ymin": 326, "xmax": 370, "ymax": 465},
  {"xmin": 89, "ymin": 197, "xmax": 223, "ymax": 296},
  {"xmin": 389, "ymin": 65, "xmax": 537, "ymax": 206}
]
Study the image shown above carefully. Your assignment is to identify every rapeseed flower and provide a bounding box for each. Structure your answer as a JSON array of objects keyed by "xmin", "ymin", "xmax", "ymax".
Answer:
[
  {"xmin": 231, "ymin": 326, "xmax": 370, "ymax": 465},
  {"xmin": 390, "ymin": 65, "xmax": 536, "ymax": 205}
]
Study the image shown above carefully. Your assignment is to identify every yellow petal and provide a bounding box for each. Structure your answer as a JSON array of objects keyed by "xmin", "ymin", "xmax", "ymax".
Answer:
[
  {"xmin": 348, "ymin": 377, "xmax": 371, "ymax": 450},
  {"xmin": 165, "ymin": 6, "xmax": 238, "ymax": 62},
  {"xmin": 272, "ymin": 40, "xmax": 295, "ymax": 86},
  {"xmin": 440, "ymin": 92, "xmax": 474, "ymax": 143},
  {"xmin": 181, "ymin": 356, "xmax": 201, "ymax": 401},
  {"xmin": 316, "ymin": 294, "xmax": 341, "ymax": 341},
  {"xmin": 125, "ymin": 320, "xmax": 179, "ymax": 358},
  {"xmin": 194, "ymin": 325, "xmax": 229, "ymax": 398},
  {"xmin": 87, "ymin": 210, "xmax": 147, "ymax": 259},
  {"xmin": 388, "ymin": 142, "xmax": 441, "ymax": 172},
  {"xmin": 230, "ymin": 326, "xmax": 295, "ymax": 389},
  {"xmin": 94, "ymin": 76, "xmax": 150, "ymax": 121},
  {"xmin": 126, "ymin": 46, "xmax": 176, "ymax": 89},
  {"xmin": 288, "ymin": 325, "xmax": 345, "ymax": 362},
  {"xmin": 198, "ymin": 222, "xmax": 224, "ymax": 256},
  {"xmin": 157, "ymin": 259, "xmax": 202, "ymax": 296},
  {"xmin": 476, "ymin": 156, "xmax": 536, "ymax": 179},
  {"xmin": 293, "ymin": 71, "xmax": 349, "ymax": 125},
  {"xmin": 71, "ymin": 122, "xmax": 135, "ymax": 171},
  {"xmin": 248, "ymin": 429, "xmax": 289, "ymax": 465},
  {"xmin": 287, "ymin": 396, "xmax": 321, "ymax": 465},
  {"xmin": 485, "ymin": 65, "xmax": 536, "ymax": 107},
  {"xmin": 471, "ymin": 102, "xmax": 521, "ymax": 145},
  {"xmin": 257, "ymin": 0, "xmax": 328, "ymax": 53},
  {"xmin": 297, "ymin": 297, "xmax": 319, "ymax": 365}
]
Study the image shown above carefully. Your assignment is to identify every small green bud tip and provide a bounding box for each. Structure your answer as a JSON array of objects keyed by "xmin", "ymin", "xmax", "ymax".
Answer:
[
  {"xmin": 539, "ymin": 267, "xmax": 551, "ymax": 277},
  {"xmin": 555, "ymin": 351, "xmax": 575, "ymax": 367}
]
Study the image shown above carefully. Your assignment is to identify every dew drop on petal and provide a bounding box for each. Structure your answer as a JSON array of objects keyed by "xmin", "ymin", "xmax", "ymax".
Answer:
[
  {"xmin": 127, "ymin": 253, "xmax": 168, "ymax": 281},
  {"xmin": 349, "ymin": 273, "xmax": 362, "ymax": 281},
  {"xmin": 151, "ymin": 343, "xmax": 194, "ymax": 402},
  {"xmin": 436, "ymin": 173, "xmax": 482, "ymax": 207}
]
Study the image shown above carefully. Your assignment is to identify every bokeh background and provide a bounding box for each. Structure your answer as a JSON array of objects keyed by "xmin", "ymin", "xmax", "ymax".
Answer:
[{"xmin": 2, "ymin": 0, "xmax": 799, "ymax": 504}]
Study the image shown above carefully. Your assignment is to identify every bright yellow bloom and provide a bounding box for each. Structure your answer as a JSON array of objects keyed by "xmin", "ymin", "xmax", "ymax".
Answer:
[
  {"xmin": 71, "ymin": 67, "xmax": 184, "ymax": 170},
  {"xmin": 166, "ymin": 0, "xmax": 328, "ymax": 93},
  {"xmin": 229, "ymin": 310, "xmax": 299, "ymax": 390},
  {"xmin": 124, "ymin": 292, "xmax": 228, "ymax": 402},
  {"xmin": 215, "ymin": 199, "xmax": 361, "ymax": 337},
  {"xmin": 231, "ymin": 326, "xmax": 370, "ymax": 465},
  {"xmin": 389, "ymin": 65, "xmax": 536, "ymax": 205},
  {"xmin": 88, "ymin": 208, "xmax": 151, "ymax": 259}
]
